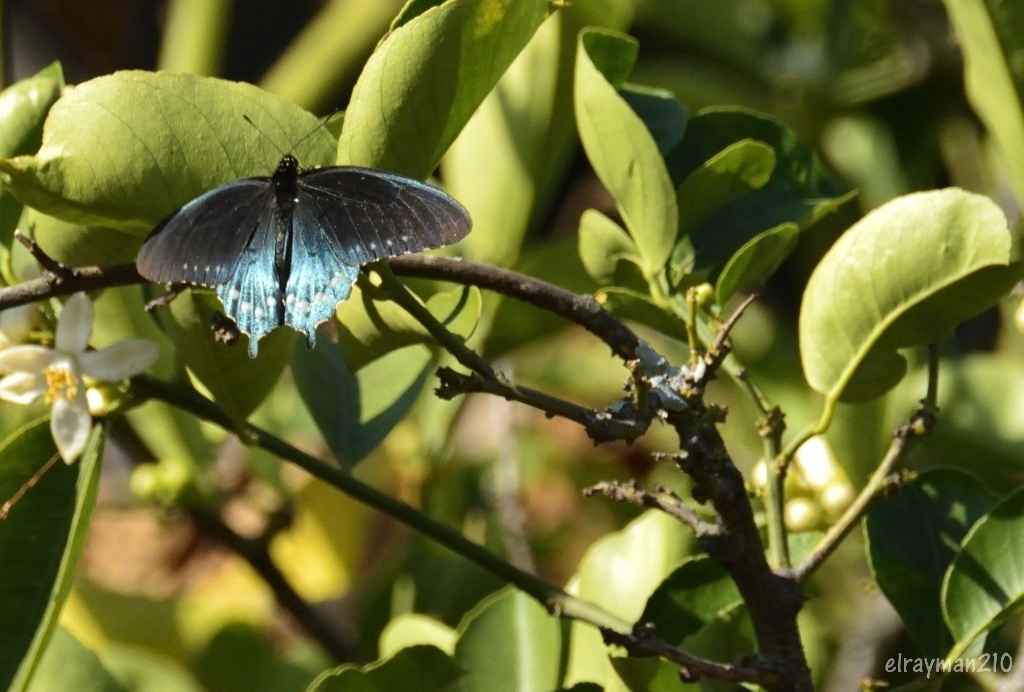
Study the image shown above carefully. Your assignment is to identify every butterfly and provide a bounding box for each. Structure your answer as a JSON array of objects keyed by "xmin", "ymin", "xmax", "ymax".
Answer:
[{"xmin": 136, "ymin": 154, "xmax": 472, "ymax": 358}]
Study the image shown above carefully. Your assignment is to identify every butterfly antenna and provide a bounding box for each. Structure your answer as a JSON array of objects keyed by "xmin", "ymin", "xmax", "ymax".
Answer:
[
  {"xmin": 242, "ymin": 114, "xmax": 287, "ymax": 166},
  {"xmin": 288, "ymin": 107, "xmax": 342, "ymax": 154}
]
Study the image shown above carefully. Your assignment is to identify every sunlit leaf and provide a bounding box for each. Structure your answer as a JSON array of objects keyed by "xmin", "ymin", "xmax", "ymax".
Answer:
[
  {"xmin": 379, "ymin": 614, "xmax": 458, "ymax": 659},
  {"xmin": 27, "ymin": 627, "xmax": 126, "ymax": 692},
  {"xmin": 307, "ymin": 645, "xmax": 463, "ymax": 692},
  {"xmin": 578, "ymin": 210, "xmax": 642, "ymax": 287},
  {"xmin": 800, "ymin": 189, "xmax": 1020, "ymax": 403}
]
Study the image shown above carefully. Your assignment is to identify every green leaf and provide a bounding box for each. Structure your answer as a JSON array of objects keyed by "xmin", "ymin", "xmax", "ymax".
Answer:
[
  {"xmin": 619, "ymin": 84, "xmax": 688, "ymax": 155},
  {"xmin": 335, "ymin": 276, "xmax": 480, "ymax": 372},
  {"xmin": 454, "ymin": 587, "xmax": 562, "ymax": 692},
  {"xmin": 338, "ymin": 0, "xmax": 549, "ymax": 178},
  {"xmin": 866, "ymin": 469, "xmax": 997, "ymax": 657},
  {"xmin": 635, "ymin": 556, "xmax": 741, "ymax": 648},
  {"xmin": 27, "ymin": 628, "xmax": 127, "ymax": 692},
  {"xmin": 307, "ymin": 645, "xmax": 464, "ymax": 692},
  {"xmin": 595, "ymin": 287, "xmax": 687, "ymax": 342},
  {"xmin": 160, "ymin": 291, "xmax": 296, "ymax": 425},
  {"xmin": 0, "ymin": 71, "xmax": 334, "ymax": 233},
  {"xmin": 575, "ymin": 28, "xmax": 678, "ymax": 277},
  {"xmin": 800, "ymin": 189, "xmax": 1020, "ymax": 403},
  {"xmin": 674, "ymin": 139, "xmax": 775, "ymax": 241},
  {"xmin": 563, "ymin": 511, "xmax": 691, "ymax": 689},
  {"xmin": 578, "ymin": 210, "xmax": 642, "ymax": 286},
  {"xmin": 666, "ymin": 107, "xmax": 837, "ymax": 280},
  {"xmin": 714, "ymin": 221, "xmax": 798, "ymax": 304},
  {"xmin": 942, "ymin": 0, "xmax": 1024, "ymax": 209},
  {"xmin": 0, "ymin": 62, "xmax": 64, "ymax": 247},
  {"xmin": 292, "ymin": 334, "xmax": 431, "ymax": 466},
  {"xmin": 378, "ymin": 614, "xmax": 458, "ymax": 659},
  {"xmin": 943, "ymin": 486, "xmax": 1024, "ymax": 658},
  {"xmin": 2, "ymin": 421, "xmax": 105, "ymax": 692}
]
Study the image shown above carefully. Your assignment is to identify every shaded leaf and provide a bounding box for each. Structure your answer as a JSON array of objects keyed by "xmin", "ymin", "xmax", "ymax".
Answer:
[
  {"xmin": 866, "ymin": 469, "xmax": 997, "ymax": 657},
  {"xmin": 596, "ymin": 287, "xmax": 687, "ymax": 342},
  {"xmin": 2, "ymin": 421, "xmax": 105, "ymax": 692},
  {"xmin": 579, "ymin": 210, "xmax": 642, "ymax": 286},
  {"xmin": 714, "ymin": 221, "xmax": 798, "ymax": 304},
  {"xmin": 620, "ymin": 84, "xmax": 688, "ymax": 154},
  {"xmin": 800, "ymin": 189, "xmax": 1020, "ymax": 403},
  {"xmin": 943, "ymin": 486, "xmax": 1024, "ymax": 658},
  {"xmin": 27, "ymin": 627, "xmax": 126, "ymax": 692}
]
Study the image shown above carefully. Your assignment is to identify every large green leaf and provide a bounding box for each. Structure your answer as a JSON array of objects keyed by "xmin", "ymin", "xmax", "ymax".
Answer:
[
  {"xmin": 335, "ymin": 276, "xmax": 480, "ymax": 372},
  {"xmin": 446, "ymin": 1, "xmax": 629, "ymax": 268},
  {"xmin": 27, "ymin": 628, "xmax": 126, "ymax": 692},
  {"xmin": 578, "ymin": 210, "xmax": 642, "ymax": 287},
  {"xmin": 0, "ymin": 71, "xmax": 334, "ymax": 234},
  {"xmin": 378, "ymin": 614, "xmax": 458, "ymax": 659},
  {"xmin": 0, "ymin": 63, "xmax": 64, "ymax": 247},
  {"xmin": 943, "ymin": 0, "xmax": 1024, "ymax": 209},
  {"xmin": 159, "ymin": 290, "xmax": 296, "ymax": 425},
  {"xmin": 665, "ymin": 108, "xmax": 837, "ymax": 281},
  {"xmin": 2, "ymin": 421, "xmax": 105, "ymax": 692},
  {"xmin": 575, "ymin": 28, "xmax": 677, "ymax": 277},
  {"xmin": 307, "ymin": 645, "xmax": 464, "ymax": 692},
  {"xmin": 865, "ymin": 469, "xmax": 997, "ymax": 657},
  {"xmin": 714, "ymin": 221, "xmax": 798, "ymax": 304},
  {"xmin": 799, "ymin": 189, "xmax": 1019, "ymax": 403},
  {"xmin": 943, "ymin": 486, "xmax": 1024, "ymax": 658},
  {"xmin": 563, "ymin": 511, "xmax": 691, "ymax": 690},
  {"xmin": 337, "ymin": 0, "xmax": 549, "ymax": 178},
  {"xmin": 292, "ymin": 334, "xmax": 431, "ymax": 467},
  {"xmin": 620, "ymin": 85, "xmax": 688, "ymax": 155},
  {"xmin": 454, "ymin": 587, "xmax": 562, "ymax": 692}
]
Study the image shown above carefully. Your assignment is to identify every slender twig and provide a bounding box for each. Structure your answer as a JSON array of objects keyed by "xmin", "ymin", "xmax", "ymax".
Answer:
[
  {"xmin": 583, "ymin": 480, "xmax": 717, "ymax": 535},
  {"xmin": 129, "ymin": 374, "xmax": 632, "ymax": 633},
  {"xmin": 708, "ymin": 293, "xmax": 759, "ymax": 365},
  {"xmin": 144, "ymin": 284, "xmax": 188, "ymax": 312},
  {"xmin": 189, "ymin": 508, "xmax": 352, "ymax": 661},
  {"xmin": 0, "ymin": 452, "xmax": 61, "ymax": 520},
  {"xmin": 14, "ymin": 231, "xmax": 71, "ymax": 279},
  {"xmin": 601, "ymin": 627, "xmax": 781, "ymax": 685},
  {"xmin": 792, "ymin": 346, "xmax": 940, "ymax": 582},
  {"xmin": 0, "ymin": 263, "xmax": 143, "ymax": 311},
  {"xmin": 388, "ymin": 254, "xmax": 641, "ymax": 361}
]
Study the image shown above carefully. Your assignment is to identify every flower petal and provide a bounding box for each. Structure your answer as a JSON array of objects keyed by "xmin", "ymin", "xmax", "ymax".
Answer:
[
  {"xmin": 0, "ymin": 345, "xmax": 57, "ymax": 374},
  {"xmin": 51, "ymin": 396, "xmax": 92, "ymax": 464},
  {"xmin": 80, "ymin": 339, "xmax": 160, "ymax": 381},
  {"xmin": 55, "ymin": 293, "xmax": 93, "ymax": 355},
  {"xmin": 0, "ymin": 303, "xmax": 38, "ymax": 345},
  {"xmin": 0, "ymin": 372, "xmax": 46, "ymax": 404}
]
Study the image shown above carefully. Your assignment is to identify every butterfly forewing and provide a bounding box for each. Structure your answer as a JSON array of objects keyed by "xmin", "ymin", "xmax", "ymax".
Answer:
[
  {"xmin": 295, "ymin": 167, "xmax": 471, "ymax": 265},
  {"xmin": 137, "ymin": 179, "xmax": 274, "ymax": 286}
]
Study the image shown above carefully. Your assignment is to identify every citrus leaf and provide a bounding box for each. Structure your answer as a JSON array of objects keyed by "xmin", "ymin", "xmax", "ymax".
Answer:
[
  {"xmin": 866, "ymin": 469, "xmax": 997, "ymax": 657},
  {"xmin": 379, "ymin": 614, "xmax": 458, "ymax": 659},
  {"xmin": 596, "ymin": 287, "xmax": 687, "ymax": 342},
  {"xmin": 27, "ymin": 627, "xmax": 126, "ymax": 692},
  {"xmin": 578, "ymin": 209, "xmax": 642, "ymax": 286},
  {"xmin": 943, "ymin": 486, "xmax": 1024, "ymax": 658},
  {"xmin": 714, "ymin": 221, "xmax": 798, "ymax": 304},
  {"xmin": 338, "ymin": 0, "xmax": 549, "ymax": 178},
  {"xmin": 335, "ymin": 276, "xmax": 480, "ymax": 372},
  {"xmin": 454, "ymin": 587, "xmax": 562, "ymax": 692},
  {"xmin": 799, "ymin": 189, "xmax": 1020, "ymax": 403},
  {"xmin": 159, "ymin": 290, "xmax": 295, "ymax": 425},
  {"xmin": 0, "ymin": 62, "xmax": 64, "ymax": 247},
  {"xmin": 307, "ymin": 645, "xmax": 463, "ymax": 692},
  {"xmin": 3, "ymin": 421, "xmax": 105, "ymax": 692},
  {"xmin": 575, "ymin": 28, "xmax": 678, "ymax": 276},
  {"xmin": 0, "ymin": 71, "xmax": 334, "ymax": 234},
  {"xmin": 619, "ymin": 84, "xmax": 688, "ymax": 154},
  {"xmin": 942, "ymin": 0, "xmax": 1024, "ymax": 209}
]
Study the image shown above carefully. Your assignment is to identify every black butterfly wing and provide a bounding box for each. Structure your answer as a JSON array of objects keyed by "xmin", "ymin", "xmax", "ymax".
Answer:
[
  {"xmin": 137, "ymin": 178, "xmax": 273, "ymax": 287},
  {"xmin": 214, "ymin": 193, "xmax": 285, "ymax": 358},
  {"xmin": 294, "ymin": 167, "xmax": 471, "ymax": 265},
  {"xmin": 282, "ymin": 201, "xmax": 361, "ymax": 350}
]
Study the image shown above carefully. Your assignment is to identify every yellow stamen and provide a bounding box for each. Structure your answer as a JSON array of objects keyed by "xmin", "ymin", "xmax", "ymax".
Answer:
[{"xmin": 43, "ymin": 366, "xmax": 78, "ymax": 404}]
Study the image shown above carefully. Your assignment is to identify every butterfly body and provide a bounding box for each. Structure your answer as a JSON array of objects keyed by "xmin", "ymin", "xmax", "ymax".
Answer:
[{"xmin": 137, "ymin": 155, "xmax": 471, "ymax": 357}]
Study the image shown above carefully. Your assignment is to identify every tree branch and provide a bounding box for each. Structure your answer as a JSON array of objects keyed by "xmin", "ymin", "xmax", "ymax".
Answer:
[
  {"xmin": 582, "ymin": 479, "xmax": 717, "ymax": 536},
  {"xmin": 0, "ymin": 262, "xmax": 143, "ymax": 311}
]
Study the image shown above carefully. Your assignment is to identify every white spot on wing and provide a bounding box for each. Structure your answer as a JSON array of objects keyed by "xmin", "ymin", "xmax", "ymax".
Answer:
[
  {"xmin": 240, "ymin": 302, "xmax": 252, "ymax": 313},
  {"xmin": 228, "ymin": 288, "xmax": 241, "ymax": 300}
]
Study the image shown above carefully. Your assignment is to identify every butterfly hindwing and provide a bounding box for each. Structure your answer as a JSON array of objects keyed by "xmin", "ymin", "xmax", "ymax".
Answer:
[
  {"xmin": 216, "ymin": 205, "xmax": 284, "ymax": 358},
  {"xmin": 137, "ymin": 179, "xmax": 273, "ymax": 286},
  {"xmin": 284, "ymin": 202, "xmax": 360, "ymax": 349},
  {"xmin": 295, "ymin": 167, "xmax": 471, "ymax": 266}
]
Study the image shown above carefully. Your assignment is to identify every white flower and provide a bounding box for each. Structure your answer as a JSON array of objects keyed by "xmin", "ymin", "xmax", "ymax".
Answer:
[
  {"xmin": 0, "ymin": 302, "xmax": 37, "ymax": 351},
  {"xmin": 0, "ymin": 293, "xmax": 159, "ymax": 463}
]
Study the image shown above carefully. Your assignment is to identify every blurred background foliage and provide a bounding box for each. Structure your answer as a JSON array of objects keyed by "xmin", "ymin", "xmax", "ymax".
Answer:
[{"xmin": 1, "ymin": 0, "xmax": 1022, "ymax": 690}]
